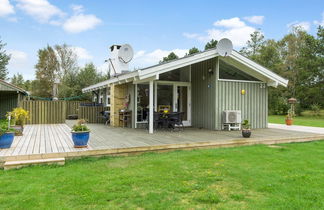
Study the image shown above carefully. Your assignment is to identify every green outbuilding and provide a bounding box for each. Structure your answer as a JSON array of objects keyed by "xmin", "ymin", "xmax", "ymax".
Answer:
[{"xmin": 0, "ymin": 79, "xmax": 28, "ymax": 119}]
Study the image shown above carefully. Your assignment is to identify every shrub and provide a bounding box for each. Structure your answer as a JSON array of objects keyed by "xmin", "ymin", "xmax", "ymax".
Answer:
[
  {"xmin": 72, "ymin": 119, "xmax": 90, "ymax": 132},
  {"xmin": 310, "ymin": 104, "xmax": 321, "ymax": 116},
  {"xmin": 7, "ymin": 108, "xmax": 30, "ymax": 126},
  {"xmin": 0, "ymin": 124, "xmax": 15, "ymax": 136},
  {"xmin": 242, "ymin": 119, "xmax": 251, "ymax": 129}
]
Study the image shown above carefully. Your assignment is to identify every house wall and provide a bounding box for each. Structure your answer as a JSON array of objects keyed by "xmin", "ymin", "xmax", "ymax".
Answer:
[
  {"xmin": 191, "ymin": 57, "xmax": 268, "ymax": 130},
  {"xmin": 191, "ymin": 58, "xmax": 217, "ymax": 130},
  {"xmin": 0, "ymin": 92, "xmax": 18, "ymax": 119},
  {"xmin": 215, "ymin": 81, "xmax": 268, "ymax": 129}
]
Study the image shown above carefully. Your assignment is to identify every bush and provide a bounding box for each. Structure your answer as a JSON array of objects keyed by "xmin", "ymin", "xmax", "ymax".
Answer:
[
  {"xmin": 72, "ymin": 119, "xmax": 90, "ymax": 132},
  {"xmin": 310, "ymin": 104, "xmax": 321, "ymax": 116}
]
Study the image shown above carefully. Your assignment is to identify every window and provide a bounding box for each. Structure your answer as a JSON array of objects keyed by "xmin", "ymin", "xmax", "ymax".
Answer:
[{"xmin": 219, "ymin": 60, "xmax": 260, "ymax": 81}]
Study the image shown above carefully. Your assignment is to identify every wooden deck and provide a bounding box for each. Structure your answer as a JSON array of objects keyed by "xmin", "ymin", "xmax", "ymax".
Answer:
[{"xmin": 1, "ymin": 121, "xmax": 324, "ymax": 165}]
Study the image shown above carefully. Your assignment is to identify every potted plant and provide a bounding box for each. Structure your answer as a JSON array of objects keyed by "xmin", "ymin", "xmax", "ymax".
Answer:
[
  {"xmin": 0, "ymin": 124, "xmax": 15, "ymax": 149},
  {"xmin": 71, "ymin": 119, "xmax": 90, "ymax": 148},
  {"xmin": 241, "ymin": 119, "xmax": 251, "ymax": 138},
  {"xmin": 8, "ymin": 108, "xmax": 29, "ymax": 136},
  {"xmin": 285, "ymin": 109, "xmax": 294, "ymax": 126}
]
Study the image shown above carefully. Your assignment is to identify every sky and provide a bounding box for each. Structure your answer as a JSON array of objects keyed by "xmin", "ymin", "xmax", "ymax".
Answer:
[{"xmin": 0, "ymin": 0, "xmax": 323, "ymax": 80}]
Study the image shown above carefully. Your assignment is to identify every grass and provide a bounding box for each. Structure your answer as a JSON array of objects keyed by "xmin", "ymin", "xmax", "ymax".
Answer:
[
  {"xmin": 1, "ymin": 141, "xmax": 324, "ymax": 209},
  {"xmin": 269, "ymin": 115, "xmax": 324, "ymax": 127}
]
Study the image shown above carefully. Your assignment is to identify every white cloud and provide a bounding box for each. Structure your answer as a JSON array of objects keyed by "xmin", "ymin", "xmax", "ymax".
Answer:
[
  {"xmin": 214, "ymin": 17, "xmax": 246, "ymax": 28},
  {"xmin": 0, "ymin": 0, "xmax": 14, "ymax": 16},
  {"xmin": 63, "ymin": 14, "xmax": 102, "ymax": 33},
  {"xmin": 243, "ymin": 16, "xmax": 264, "ymax": 25},
  {"xmin": 16, "ymin": 0, "xmax": 65, "ymax": 23},
  {"xmin": 132, "ymin": 49, "xmax": 188, "ymax": 68},
  {"xmin": 314, "ymin": 12, "xmax": 324, "ymax": 26},
  {"xmin": 70, "ymin": 46, "xmax": 93, "ymax": 60},
  {"xmin": 287, "ymin": 21, "xmax": 311, "ymax": 32},
  {"xmin": 184, "ymin": 17, "xmax": 258, "ymax": 48},
  {"xmin": 71, "ymin": 4, "xmax": 84, "ymax": 14},
  {"xmin": 7, "ymin": 50, "xmax": 34, "ymax": 80}
]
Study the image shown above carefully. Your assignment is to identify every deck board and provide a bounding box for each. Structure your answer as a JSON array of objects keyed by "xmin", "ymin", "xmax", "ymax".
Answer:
[{"xmin": 1, "ymin": 122, "xmax": 324, "ymax": 161}]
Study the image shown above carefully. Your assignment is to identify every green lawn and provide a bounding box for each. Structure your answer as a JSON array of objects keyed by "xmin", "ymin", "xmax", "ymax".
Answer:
[
  {"xmin": 1, "ymin": 141, "xmax": 324, "ymax": 209},
  {"xmin": 269, "ymin": 115, "xmax": 324, "ymax": 127}
]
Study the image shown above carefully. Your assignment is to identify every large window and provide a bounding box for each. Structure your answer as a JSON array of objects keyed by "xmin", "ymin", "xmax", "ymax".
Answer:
[{"xmin": 219, "ymin": 60, "xmax": 260, "ymax": 81}]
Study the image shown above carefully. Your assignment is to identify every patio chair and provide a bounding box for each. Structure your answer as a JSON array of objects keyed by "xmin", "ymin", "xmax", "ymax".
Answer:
[
  {"xmin": 99, "ymin": 111, "xmax": 110, "ymax": 125},
  {"xmin": 168, "ymin": 112, "xmax": 184, "ymax": 131}
]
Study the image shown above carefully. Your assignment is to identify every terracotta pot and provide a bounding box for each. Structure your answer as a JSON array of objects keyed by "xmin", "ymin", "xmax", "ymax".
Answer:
[{"xmin": 285, "ymin": 119, "xmax": 293, "ymax": 126}]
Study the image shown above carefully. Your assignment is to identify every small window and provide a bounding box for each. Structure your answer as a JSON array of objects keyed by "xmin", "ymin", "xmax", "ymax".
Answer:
[{"xmin": 219, "ymin": 60, "xmax": 260, "ymax": 81}]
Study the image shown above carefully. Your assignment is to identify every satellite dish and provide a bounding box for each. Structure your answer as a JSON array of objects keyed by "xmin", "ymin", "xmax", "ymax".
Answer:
[
  {"xmin": 216, "ymin": 38, "xmax": 233, "ymax": 56},
  {"xmin": 118, "ymin": 44, "xmax": 134, "ymax": 63}
]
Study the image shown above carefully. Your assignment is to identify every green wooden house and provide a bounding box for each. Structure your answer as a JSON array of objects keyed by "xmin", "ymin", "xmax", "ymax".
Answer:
[
  {"xmin": 0, "ymin": 79, "xmax": 28, "ymax": 119},
  {"xmin": 82, "ymin": 46, "xmax": 288, "ymax": 134}
]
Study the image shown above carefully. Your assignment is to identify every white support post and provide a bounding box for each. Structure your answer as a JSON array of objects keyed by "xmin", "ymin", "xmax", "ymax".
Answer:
[
  {"xmin": 134, "ymin": 84, "xmax": 138, "ymax": 129},
  {"xmin": 149, "ymin": 80, "xmax": 154, "ymax": 134},
  {"xmin": 154, "ymin": 81, "xmax": 157, "ymax": 112}
]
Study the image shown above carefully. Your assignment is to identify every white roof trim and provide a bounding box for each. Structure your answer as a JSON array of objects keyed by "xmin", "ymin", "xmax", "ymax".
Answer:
[{"xmin": 82, "ymin": 49, "xmax": 288, "ymax": 93}]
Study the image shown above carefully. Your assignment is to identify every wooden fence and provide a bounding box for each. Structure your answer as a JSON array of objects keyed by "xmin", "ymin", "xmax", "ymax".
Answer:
[
  {"xmin": 20, "ymin": 100, "xmax": 87, "ymax": 124},
  {"xmin": 20, "ymin": 100, "xmax": 67, "ymax": 124},
  {"xmin": 65, "ymin": 101, "xmax": 82, "ymax": 118},
  {"xmin": 78, "ymin": 106, "xmax": 109, "ymax": 123}
]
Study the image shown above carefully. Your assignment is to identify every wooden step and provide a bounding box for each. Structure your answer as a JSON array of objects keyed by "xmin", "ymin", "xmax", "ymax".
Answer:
[{"xmin": 4, "ymin": 158, "xmax": 65, "ymax": 170}]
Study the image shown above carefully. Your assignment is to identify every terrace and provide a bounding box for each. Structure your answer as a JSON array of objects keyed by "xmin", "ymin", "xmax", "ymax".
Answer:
[{"xmin": 1, "ymin": 120, "xmax": 323, "ymax": 169}]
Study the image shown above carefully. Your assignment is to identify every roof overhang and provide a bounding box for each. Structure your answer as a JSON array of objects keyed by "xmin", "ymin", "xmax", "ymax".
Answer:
[{"xmin": 82, "ymin": 48, "xmax": 288, "ymax": 93}]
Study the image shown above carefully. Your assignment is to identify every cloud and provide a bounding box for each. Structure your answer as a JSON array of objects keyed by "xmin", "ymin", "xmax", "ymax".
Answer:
[
  {"xmin": 63, "ymin": 14, "xmax": 102, "ymax": 33},
  {"xmin": 7, "ymin": 50, "xmax": 34, "ymax": 80},
  {"xmin": 183, "ymin": 17, "xmax": 257, "ymax": 47},
  {"xmin": 132, "ymin": 48, "xmax": 188, "ymax": 68},
  {"xmin": 243, "ymin": 16, "xmax": 264, "ymax": 25},
  {"xmin": 314, "ymin": 12, "xmax": 324, "ymax": 26},
  {"xmin": 71, "ymin": 4, "xmax": 84, "ymax": 14},
  {"xmin": 287, "ymin": 21, "xmax": 311, "ymax": 32},
  {"xmin": 70, "ymin": 46, "xmax": 93, "ymax": 60},
  {"xmin": 0, "ymin": 0, "xmax": 14, "ymax": 16},
  {"xmin": 16, "ymin": 0, "xmax": 65, "ymax": 23},
  {"xmin": 214, "ymin": 17, "xmax": 246, "ymax": 28}
]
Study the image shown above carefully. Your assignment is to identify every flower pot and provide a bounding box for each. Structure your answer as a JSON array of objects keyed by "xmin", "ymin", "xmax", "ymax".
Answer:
[
  {"xmin": 71, "ymin": 131, "xmax": 90, "ymax": 148},
  {"xmin": 0, "ymin": 132, "xmax": 15, "ymax": 149},
  {"xmin": 285, "ymin": 119, "xmax": 293, "ymax": 126},
  {"xmin": 11, "ymin": 125, "xmax": 24, "ymax": 136},
  {"xmin": 242, "ymin": 129, "xmax": 251, "ymax": 138}
]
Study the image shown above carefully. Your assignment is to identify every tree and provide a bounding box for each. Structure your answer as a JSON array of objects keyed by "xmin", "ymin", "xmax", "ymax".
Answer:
[
  {"xmin": 204, "ymin": 39, "xmax": 217, "ymax": 50},
  {"xmin": 11, "ymin": 73, "xmax": 25, "ymax": 88},
  {"xmin": 188, "ymin": 47, "xmax": 200, "ymax": 55},
  {"xmin": 32, "ymin": 45, "xmax": 60, "ymax": 97},
  {"xmin": 54, "ymin": 44, "xmax": 79, "ymax": 98},
  {"xmin": 160, "ymin": 52, "xmax": 179, "ymax": 63},
  {"xmin": 240, "ymin": 30, "xmax": 265, "ymax": 59},
  {"xmin": 0, "ymin": 38, "xmax": 10, "ymax": 80}
]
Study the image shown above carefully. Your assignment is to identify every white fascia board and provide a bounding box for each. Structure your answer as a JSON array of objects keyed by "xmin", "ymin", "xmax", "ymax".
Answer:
[
  {"xmin": 138, "ymin": 49, "xmax": 218, "ymax": 80},
  {"xmin": 82, "ymin": 71, "xmax": 139, "ymax": 93},
  {"xmin": 231, "ymin": 51, "xmax": 288, "ymax": 87}
]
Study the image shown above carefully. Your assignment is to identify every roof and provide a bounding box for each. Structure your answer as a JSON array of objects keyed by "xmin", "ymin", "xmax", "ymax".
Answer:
[
  {"xmin": 0, "ymin": 79, "xmax": 28, "ymax": 94},
  {"xmin": 82, "ymin": 48, "xmax": 288, "ymax": 93}
]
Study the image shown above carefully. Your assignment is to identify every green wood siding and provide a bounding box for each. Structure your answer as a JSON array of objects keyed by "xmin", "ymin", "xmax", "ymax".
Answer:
[
  {"xmin": 215, "ymin": 81, "xmax": 268, "ymax": 129},
  {"xmin": 191, "ymin": 57, "xmax": 268, "ymax": 130},
  {"xmin": 191, "ymin": 58, "xmax": 217, "ymax": 129},
  {"xmin": 0, "ymin": 93, "xmax": 18, "ymax": 119}
]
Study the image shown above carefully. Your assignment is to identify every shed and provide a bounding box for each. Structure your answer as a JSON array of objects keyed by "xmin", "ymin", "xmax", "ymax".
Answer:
[{"xmin": 0, "ymin": 79, "xmax": 28, "ymax": 119}]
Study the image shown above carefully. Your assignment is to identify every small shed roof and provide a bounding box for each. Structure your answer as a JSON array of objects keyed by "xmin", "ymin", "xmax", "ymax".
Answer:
[{"xmin": 0, "ymin": 79, "xmax": 28, "ymax": 95}]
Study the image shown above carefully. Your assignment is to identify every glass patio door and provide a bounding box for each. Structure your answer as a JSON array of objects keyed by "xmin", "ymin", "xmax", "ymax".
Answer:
[
  {"xmin": 174, "ymin": 84, "xmax": 191, "ymax": 126},
  {"xmin": 155, "ymin": 82, "xmax": 191, "ymax": 126}
]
